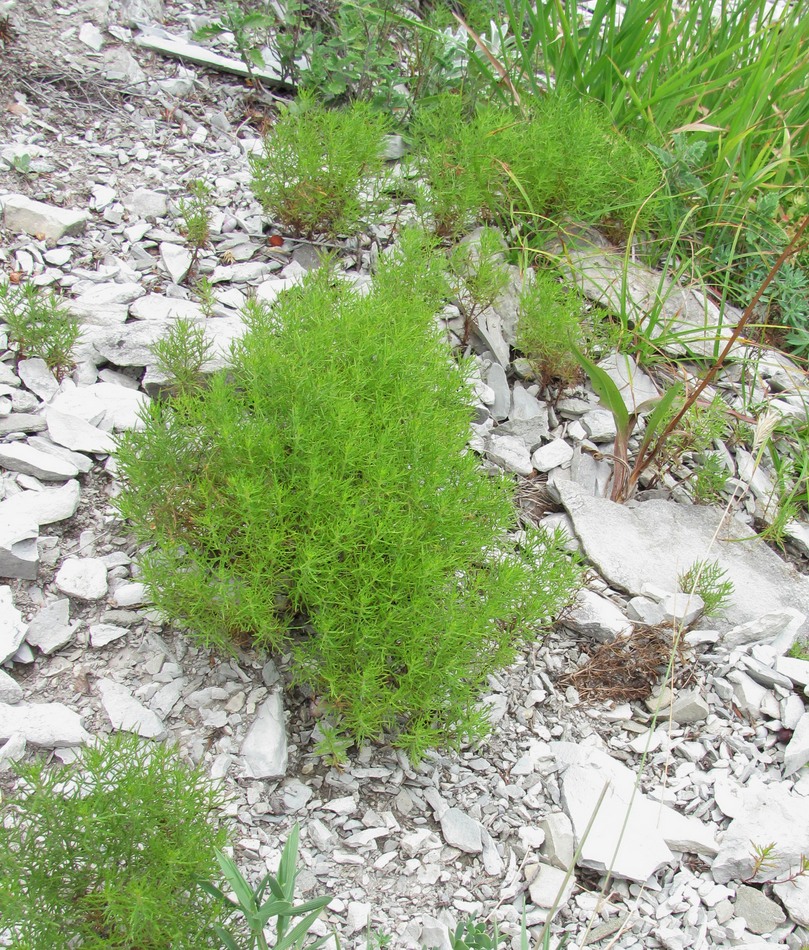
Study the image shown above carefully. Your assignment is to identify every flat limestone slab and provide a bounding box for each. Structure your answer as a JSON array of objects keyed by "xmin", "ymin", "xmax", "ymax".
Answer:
[
  {"xmin": 557, "ymin": 481, "xmax": 809, "ymax": 632},
  {"xmin": 2, "ymin": 194, "xmax": 89, "ymax": 241}
]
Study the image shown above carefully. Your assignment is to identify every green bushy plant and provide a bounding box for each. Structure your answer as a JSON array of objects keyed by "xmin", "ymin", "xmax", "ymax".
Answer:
[
  {"xmin": 250, "ymin": 94, "xmax": 390, "ymax": 237},
  {"xmin": 411, "ymin": 92, "xmax": 660, "ymax": 242},
  {"xmin": 410, "ymin": 94, "xmax": 509, "ymax": 239},
  {"xmin": 193, "ymin": 3, "xmax": 275, "ymax": 86},
  {"xmin": 0, "ymin": 281, "xmax": 80, "ymax": 380},
  {"xmin": 150, "ymin": 316, "xmax": 215, "ymax": 397},
  {"xmin": 0, "ymin": 734, "xmax": 229, "ymax": 949},
  {"xmin": 516, "ymin": 268, "xmax": 589, "ymax": 385},
  {"xmin": 115, "ymin": 230, "xmax": 581, "ymax": 758}
]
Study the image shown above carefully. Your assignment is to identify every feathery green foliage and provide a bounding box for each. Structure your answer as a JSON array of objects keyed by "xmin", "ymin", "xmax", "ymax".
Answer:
[
  {"xmin": 0, "ymin": 281, "xmax": 80, "ymax": 380},
  {"xmin": 115, "ymin": 230, "xmax": 581, "ymax": 758},
  {"xmin": 0, "ymin": 734, "xmax": 229, "ymax": 949},
  {"xmin": 249, "ymin": 94, "xmax": 390, "ymax": 237}
]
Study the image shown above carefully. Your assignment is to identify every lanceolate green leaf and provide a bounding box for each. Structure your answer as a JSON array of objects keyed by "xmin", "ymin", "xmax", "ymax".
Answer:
[
  {"xmin": 569, "ymin": 343, "xmax": 630, "ymax": 434},
  {"xmin": 636, "ymin": 382, "xmax": 684, "ymax": 462}
]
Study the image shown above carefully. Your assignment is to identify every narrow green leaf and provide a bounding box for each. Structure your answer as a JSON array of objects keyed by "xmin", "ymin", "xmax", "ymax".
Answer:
[
  {"xmin": 198, "ymin": 880, "xmax": 240, "ymax": 909},
  {"xmin": 275, "ymin": 896, "xmax": 333, "ymax": 918},
  {"xmin": 214, "ymin": 924, "xmax": 242, "ymax": 950},
  {"xmin": 216, "ymin": 850, "xmax": 259, "ymax": 914},
  {"xmin": 274, "ymin": 908, "xmax": 329, "ymax": 950},
  {"xmin": 569, "ymin": 344, "xmax": 630, "ymax": 434},
  {"xmin": 636, "ymin": 382, "xmax": 684, "ymax": 461}
]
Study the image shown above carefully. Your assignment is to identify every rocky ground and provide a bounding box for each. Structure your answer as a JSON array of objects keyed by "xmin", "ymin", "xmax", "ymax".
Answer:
[{"xmin": 1, "ymin": 1, "xmax": 809, "ymax": 948}]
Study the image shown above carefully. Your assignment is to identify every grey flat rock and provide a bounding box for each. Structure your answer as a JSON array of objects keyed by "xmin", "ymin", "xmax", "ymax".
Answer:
[
  {"xmin": 0, "ymin": 442, "xmax": 79, "ymax": 480},
  {"xmin": 0, "ymin": 480, "xmax": 81, "ymax": 527},
  {"xmin": 17, "ymin": 358, "xmax": 59, "ymax": 400},
  {"xmin": 55, "ymin": 557, "xmax": 108, "ymax": 601},
  {"xmin": 0, "ymin": 515, "xmax": 39, "ymax": 580},
  {"xmin": 711, "ymin": 779, "xmax": 809, "ymax": 883},
  {"xmin": 0, "ymin": 668, "xmax": 23, "ymax": 704},
  {"xmin": 557, "ymin": 481, "xmax": 809, "ymax": 631},
  {"xmin": 0, "ymin": 585, "xmax": 26, "ymax": 663},
  {"xmin": 45, "ymin": 407, "xmax": 115, "ymax": 454},
  {"xmin": 25, "ymin": 598, "xmax": 73, "ymax": 654},
  {"xmin": 439, "ymin": 807, "xmax": 483, "ymax": 854},
  {"xmin": 2, "ymin": 194, "xmax": 89, "ymax": 241},
  {"xmin": 241, "ymin": 691, "xmax": 288, "ymax": 778},
  {"xmin": 0, "ymin": 700, "xmax": 89, "ymax": 747},
  {"xmin": 0, "ymin": 413, "xmax": 48, "ymax": 436},
  {"xmin": 734, "ymin": 884, "xmax": 786, "ymax": 935},
  {"xmin": 98, "ymin": 678, "xmax": 166, "ymax": 738}
]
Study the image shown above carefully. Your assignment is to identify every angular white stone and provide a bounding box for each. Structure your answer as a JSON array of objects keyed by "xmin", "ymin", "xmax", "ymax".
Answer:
[
  {"xmin": 0, "ymin": 701, "xmax": 89, "ymax": 747},
  {"xmin": 55, "ymin": 557, "xmax": 108, "ymax": 601},
  {"xmin": 0, "ymin": 480, "xmax": 81, "ymax": 528},
  {"xmin": 581, "ymin": 408, "xmax": 617, "ymax": 442},
  {"xmin": 111, "ymin": 582, "xmax": 148, "ymax": 607},
  {"xmin": 564, "ymin": 588, "xmax": 633, "ymax": 642},
  {"xmin": 78, "ymin": 21, "xmax": 104, "ymax": 50},
  {"xmin": 98, "ymin": 678, "xmax": 166, "ymax": 738},
  {"xmin": 539, "ymin": 812, "xmax": 576, "ymax": 870},
  {"xmin": 90, "ymin": 623, "xmax": 128, "ymax": 648},
  {"xmin": 773, "ymin": 875, "xmax": 809, "ymax": 926},
  {"xmin": 241, "ymin": 692, "xmax": 288, "ymax": 779},
  {"xmin": 723, "ymin": 609, "xmax": 806, "ymax": 653},
  {"xmin": 25, "ymin": 598, "xmax": 73, "ymax": 654},
  {"xmin": 532, "ymin": 439, "xmax": 574, "ymax": 473},
  {"xmin": 0, "ymin": 442, "xmax": 79, "ymax": 481},
  {"xmin": 660, "ymin": 592, "xmax": 704, "ymax": 627},
  {"xmin": 87, "ymin": 383, "xmax": 148, "ymax": 430},
  {"xmin": 783, "ymin": 711, "xmax": 809, "ymax": 776},
  {"xmin": 2, "ymin": 194, "xmax": 89, "ymax": 241},
  {"xmin": 122, "ymin": 188, "xmax": 168, "ymax": 220},
  {"xmin": 45, "ymin": 406, "xmax": 115, "ymax": 454},
  {"xmin": 0, "ymin": 585, "xmax": 26, "ymax": 663},
  {"xmin": 129, "ymin": 293, "xmax": 203, "ymax": 322},
  {"xmin": 0, "ymin": 669, "xmax": 23, "ymax": 704},
  {"xmin": 486, "ymin": 433, "xmax": 533, "ymax": 476},
  {"xmin": 528, "ymin": 862, "xmax": 574, "ymax": 920},
  {"xmin": 711, "ymin": 778, "xmax": 809, "ymax": 883},
  {"xmin": 511, "ymin": 386, "xmax": 545, "ymax": 421},
  {"xmin": 598, "ymin": 352, "xmax": 660, "ymax": 413},
  {"xmin": 346, "ymin": 901, "xmax": 372, "ymax": 935},
  {"xmin": 439, "ymin": 807, "xmax": 483, "ymax": 854},
  {"xmin": 17, "ymin": 358, "xmax": 59, "ymax": 400},
  {"xmin": 0, "ymin": 514, "xmax": 39, "ymax": 581},
  {"xmin": 160, "ymin": 242, "xmax": 193, "ymax": 284},
  {"xmin": 485, "ymin": 362, "xmax": 510, "ymax": 421},
  {"xmin": 552, "ymin": 741, "xmax": 712, "ymax": 882},
  {"xmin": 775, "ymin": 655, "xmax": 809, "ymax": 688}
]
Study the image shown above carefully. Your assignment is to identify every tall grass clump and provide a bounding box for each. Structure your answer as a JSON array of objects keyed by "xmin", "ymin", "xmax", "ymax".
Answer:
[
  {"xmin": 0, "ymin": 735, "xmax": 229, "ymax": 949},
  {"xmin": 115, "ymin": 230, "xmax": 581, "ymax": 759},
  {"xmin": 249, "ymin": 93, "xmax": 390, "ymax": 237}
]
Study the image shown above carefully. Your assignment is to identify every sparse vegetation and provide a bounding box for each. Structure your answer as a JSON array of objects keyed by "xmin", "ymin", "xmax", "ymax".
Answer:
[{"xmin": 0, "ymin": 281, "xmax": 80, "ymax": 380}]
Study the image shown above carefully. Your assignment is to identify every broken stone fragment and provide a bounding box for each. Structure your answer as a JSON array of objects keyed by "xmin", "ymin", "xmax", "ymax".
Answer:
[
  {"xmin": 2, "ymin": 194, "xmax": 89, "ymax": 241},
  {"xmin": 0, "ymin": 701, "xmax": 89, "ymax": 747}
]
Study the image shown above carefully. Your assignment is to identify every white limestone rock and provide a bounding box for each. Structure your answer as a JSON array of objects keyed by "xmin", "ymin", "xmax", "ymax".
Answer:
[
  {"xmin": 0, "ymin": 585, "xmax": 26, "ymax": 663},
  {"xmin": 241, "ymin": 691, "xmax": 288, "ymax": 778},
  {"xmin": 0, "ymin": 669, "xmax": 23, "ymax": 704},
  {"xmin": 539, "ymin": 812, "xmax": 576, "ymax": 871},
  {"xmin": 0, "ymin": 701, "xmax": 89, "ymax": 747},
  {"xmin": 0, "ymin": 442, "xmax": 79, "ymax": 480},
  {"xmin": 711, "ymin": 779, "xmax": 809, "ymax": 883},
  {"xmin": 160, "ymin": 242, "xmax": 193, "ymax": 284},
  {"xmin": 532, "ymin": 439, "xmax": 574, "ymax": 473},
  {"xmin": 45, "ymin": 406, "xmax": 115, "ymax": 454},
  {"xmin": 0, "ymin": 514, "xmax": 39, "ymax": 580},
  {"xmin": 122, "ymin": 188, "xmax": 168, "ymax": 220},
  {"xmin": 773, "ymin": 875, "xmax": 809, "ymax": 926},
  {"xmin": 2, "ymin": 194, "xmax": 89, "ymax": 240},
  {"xmin": 55, "ymin": 557, "xmax": 108, "ymax": 601},
  {"xmin": 563, "ymin": 588, "xmax": 633, "ymax": 642},
  {"xmin": 439, "ymin": 807, "xmax": 483, "ymax": 854},
  {"xmin": 17, "ymin": 358, "xmax": 59, "ymax": 400},
  {"xmin": 527, "ymin": 862, "xmax": 574, "ymax": 921},
  {"xmin": 90, "ymin": 623, "xmax": 128, "ymax": 648},
  {"xmin": 98, "ymin": 678, "xmax": 166, "ymax": 738},
  {"xmin": 485, "ymin": 433, "xmax": 534, "ymax": 476},
  {"xmin": 783, "ymin": 712, "xmax": 809, "ymax": 776},
  {"xmin": 25, "ymin": 598, "xmax": 74, "ymax": 654},
  {"xmin": 0, "ymin": 480, "xmax": 81, "ymax": 528}
]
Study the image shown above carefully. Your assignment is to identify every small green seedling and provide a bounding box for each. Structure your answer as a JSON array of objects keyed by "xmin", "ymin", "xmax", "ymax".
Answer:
[
  {"xmin": 179, "ymin": 179, "xmax": 214, "ymax": 275},
  {"xmin": 678, "ymin": 559, "xmax": 734, "ymax": 617},
  {"xmin": 150, "ymin": 316, "xmax": 215, "ymax": 396}
]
